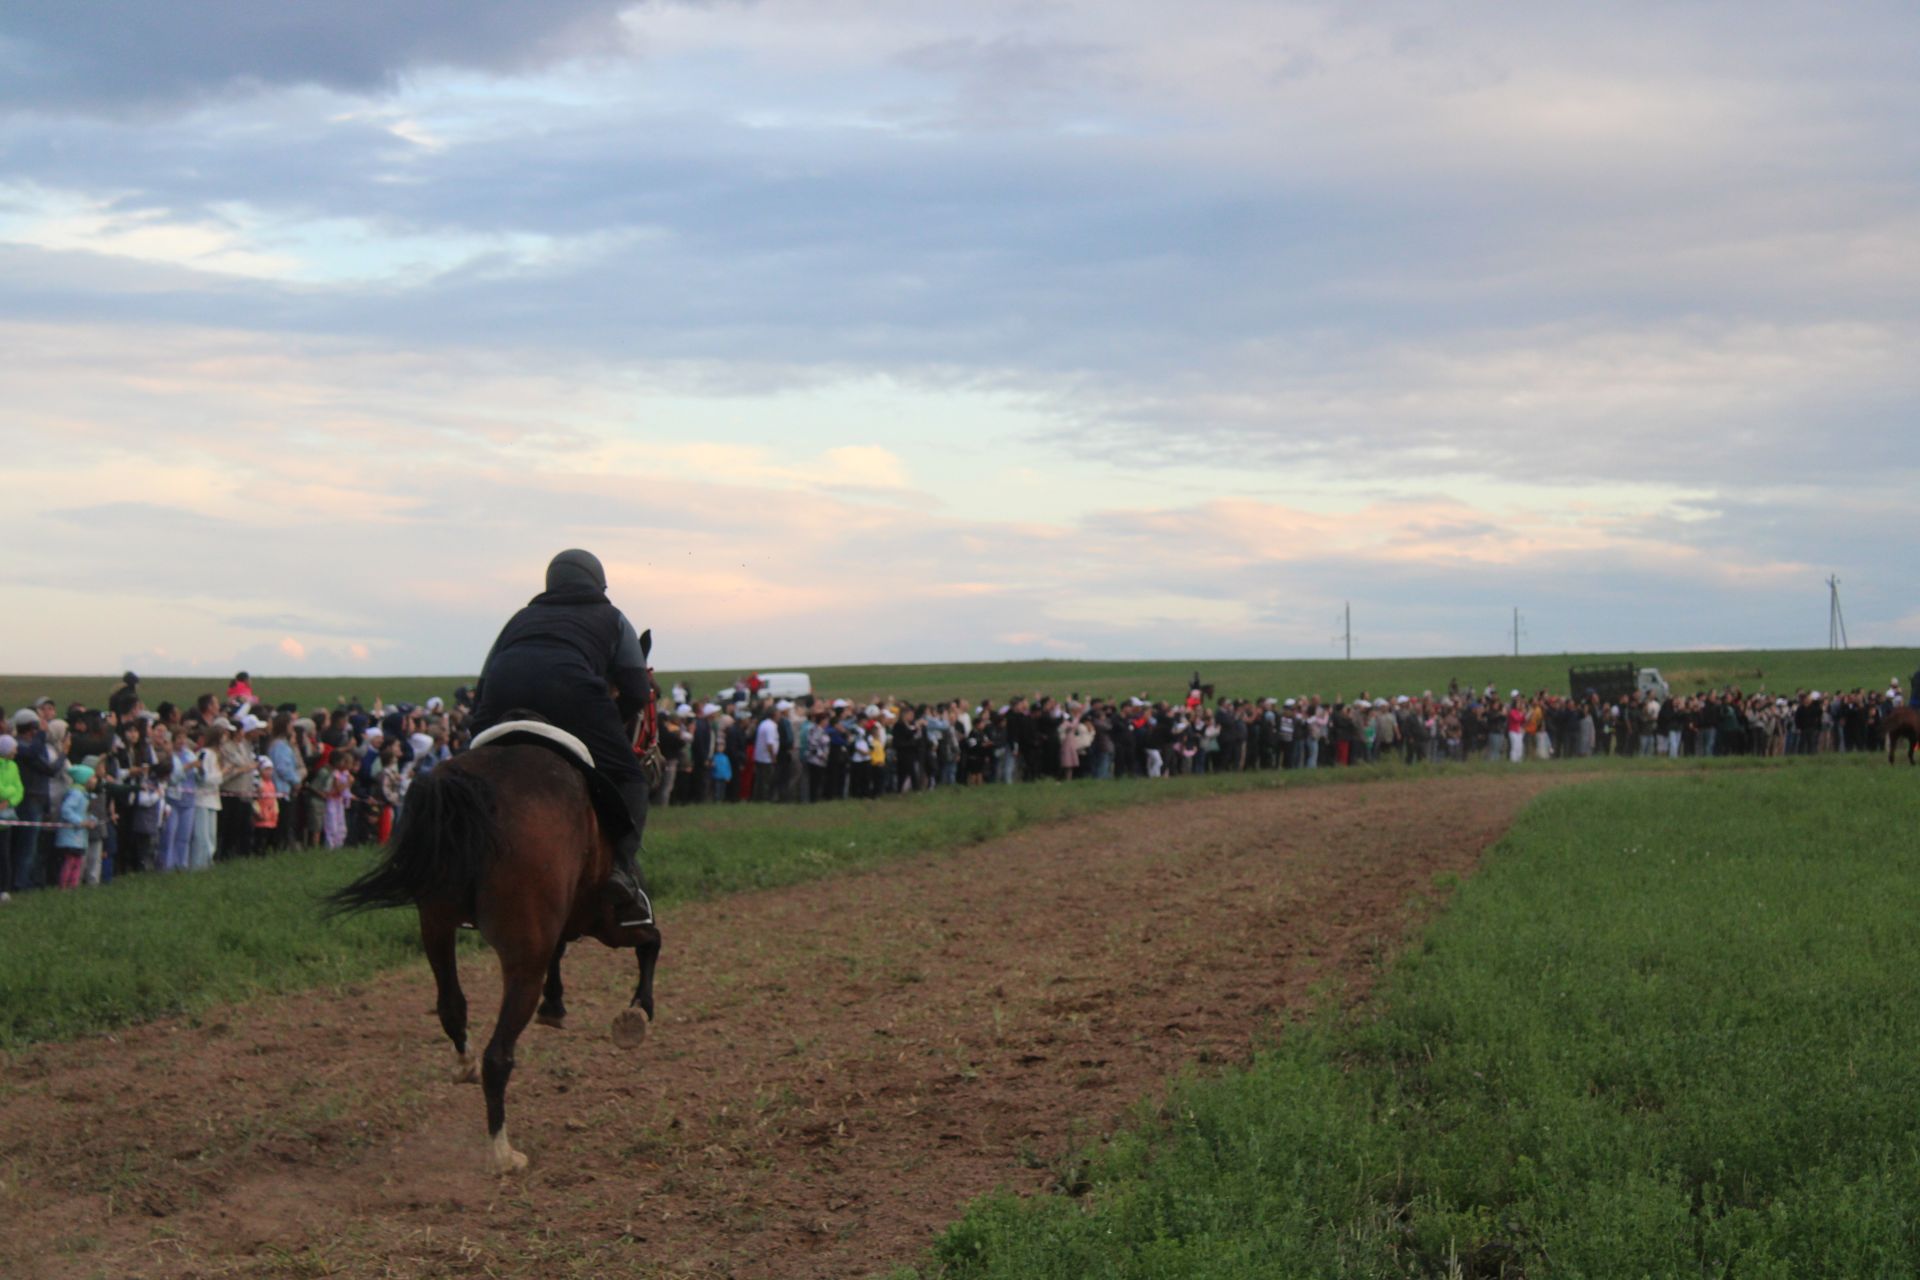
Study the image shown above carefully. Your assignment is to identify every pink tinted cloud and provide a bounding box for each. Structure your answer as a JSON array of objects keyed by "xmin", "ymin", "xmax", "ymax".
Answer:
[{"xmin": 0, "ymin": 318, "xmax": 1836, "ymax": 669}]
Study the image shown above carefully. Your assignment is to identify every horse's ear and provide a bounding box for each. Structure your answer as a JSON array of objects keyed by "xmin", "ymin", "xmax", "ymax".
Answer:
[{"xmin": 639, "ymin": 629, "xmax": 652, "ymax": 662}]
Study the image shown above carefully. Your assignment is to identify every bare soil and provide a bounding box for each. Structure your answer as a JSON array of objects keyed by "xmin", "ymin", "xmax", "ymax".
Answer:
[{"xmin": 0, "ymin": 772, "xmax": 1567, "ymax": 1279}]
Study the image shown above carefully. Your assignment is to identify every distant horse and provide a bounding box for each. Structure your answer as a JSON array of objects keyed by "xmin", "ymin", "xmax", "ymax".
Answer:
[
  {"xmin": 327, "ymin": 729, "xmax": 661, "ymax": 1174},
  {"xmin": 1886, "ymin": 708, "xmax": 1920, "ymax": 765}
]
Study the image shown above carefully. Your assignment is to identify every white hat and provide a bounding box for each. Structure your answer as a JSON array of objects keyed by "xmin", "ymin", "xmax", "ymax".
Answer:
[
  {"xmin": 409, "ymin": 732, "xmax": 434, "ymax": 755},
  {"xmin": 425, "ymin": 696, "xmax": 445, "ymax": 712},
  {"xmin": 257, "ymin": 757, "xmax": 274, "ymax": 772},
  {"xmin": 865, "ymin": 704, "xmax": 881, "ymax": 717},
  {"xmin": 1356, "ymin": 699, "xmax": 1370, "ymax": 708},
  {"xmin": 675, "ymin": 703, "xmax": 693, "ymax": 716},
  {"xmin": 775, "ymin": 699, "xmax": 793, "ymax": 711},
  {"xmin": 1283, "ymin": 698, "xmax": 1296, "ymax": 707},
  {"xmin": 701, "ymin": 702, "xmax": 719, "ymax": 715},
  {"xmin": 1396, "ymin": 695, "xmax": 1409, "ymax": 704},
  {"xmin": 832, "ymin": 698, "xmax": 849, "ymax": 708},
  {"xmin": 364, "ymin": 725, "xmax": 384, "ymax": 741}
]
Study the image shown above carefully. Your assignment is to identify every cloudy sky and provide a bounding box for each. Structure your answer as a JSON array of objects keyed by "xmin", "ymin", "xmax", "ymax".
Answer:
[{"xmin": 5, "ymin": 1, "xmax": 1917, "ymax": 675}]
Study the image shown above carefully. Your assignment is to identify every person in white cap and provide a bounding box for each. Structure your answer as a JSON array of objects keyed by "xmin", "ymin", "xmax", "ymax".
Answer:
[
  {"xmin": 752, "ymin": 703, "xmax": 782, "ymax": 801},
  {"xmin": 217, "ymin": 710, "xmax": 261, "ymax": 859},
  {"xmin": 253, "ymin": 756, "xmax": 281, "ymax": 841},
  {"xmin": 1369, "ymin": 698, "xmax": 1398, "ymax": 763},
  {"xmin": 772, "ymin": 700, "xmax": 804, "ymax": 800},
  {"xmin": 684, "ymin": 704, "xmax": 718, "ymax": 805},
  {"xmin": 652, "ymin": 709, "xmax": 686, "ymax": 806},
  {"xmin": 1278, "ymin": 697, "xmax": 1299, "ymax": 768}
]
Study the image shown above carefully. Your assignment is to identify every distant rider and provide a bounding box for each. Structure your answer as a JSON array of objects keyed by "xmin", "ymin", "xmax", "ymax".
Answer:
[{"xmin": 470, "ymin": 549, "xmax": 653, "ymax": 925}]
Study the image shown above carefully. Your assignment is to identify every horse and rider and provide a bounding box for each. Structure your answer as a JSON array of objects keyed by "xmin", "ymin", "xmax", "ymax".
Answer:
[
  {"xmin": 468, "ymin": 547, "xmax": 655, "ymax": 925},
  {"xmin": 329, "ymin": 549, "xmax": 663, "ymax": 1172}
]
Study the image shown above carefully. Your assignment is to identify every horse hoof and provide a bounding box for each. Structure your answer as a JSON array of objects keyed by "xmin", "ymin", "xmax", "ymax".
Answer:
[
  {"xmin": 491, "ymin": 1129, "xmax": 528, "ymax": 1175},
  {"xmin": 451, "ymin": 1051, "xmax": 480, "ymax": 1084},
  {"xmin": 536, "ymin": 1011, "xmax": 567, "ymax": 1030},
  {"xmin": 611, "ymin": 1006, "xmax": 651, "ymax": 1049}
]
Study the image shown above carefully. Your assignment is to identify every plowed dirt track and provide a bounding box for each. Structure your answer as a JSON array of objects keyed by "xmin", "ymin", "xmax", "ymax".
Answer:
[{"xmin": 1, "ymin": 773, "xmax": 1566, "ymax": 1279}]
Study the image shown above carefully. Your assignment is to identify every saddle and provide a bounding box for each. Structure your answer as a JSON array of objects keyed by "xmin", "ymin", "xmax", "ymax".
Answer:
[{"xmin": 468, "ymin": 719, "xmax": 636, "ymax": 848}]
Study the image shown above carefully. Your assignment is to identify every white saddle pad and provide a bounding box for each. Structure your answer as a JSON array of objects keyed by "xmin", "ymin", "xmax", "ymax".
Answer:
[{"xmin": 468, "ymin": 719, "xmax": 594, "ymax": 769}]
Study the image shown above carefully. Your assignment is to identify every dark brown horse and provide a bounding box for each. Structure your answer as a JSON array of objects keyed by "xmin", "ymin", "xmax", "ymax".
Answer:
[
  {"xmin": 1886, "ymin": 707, "xmax": 1920, "ymax": 765},
  {"xmin": 327, "ymin": 739, "xmax": 660, "ymax": 1173}
]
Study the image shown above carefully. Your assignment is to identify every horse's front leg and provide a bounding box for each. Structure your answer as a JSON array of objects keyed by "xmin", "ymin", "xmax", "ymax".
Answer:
[
  {"xmin": 611, "ymin": 923, "xmax": 661, "ymax": 1049},
  {"xmin": 536, "ymin": 941, "xmax": 568, "ymax": 1029}
]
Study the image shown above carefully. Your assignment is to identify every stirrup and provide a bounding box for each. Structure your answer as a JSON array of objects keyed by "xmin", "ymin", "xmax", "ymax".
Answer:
[{"xmin": 610, "ymin": 870, "xmax": 654, "ymax": 928}]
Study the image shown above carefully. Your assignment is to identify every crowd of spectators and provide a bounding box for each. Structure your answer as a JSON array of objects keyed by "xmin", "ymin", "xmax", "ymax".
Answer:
[
  {"xmin": 644, "ymin": 673, "xmax": 1915, "ymax": 807},
  {"xmin": 0, "ymin": 671, "xmax": 468, "ymax": 900},
  {"xmin": 1, "ymin": 668, "xmax": 1910, "ymax": 901}
]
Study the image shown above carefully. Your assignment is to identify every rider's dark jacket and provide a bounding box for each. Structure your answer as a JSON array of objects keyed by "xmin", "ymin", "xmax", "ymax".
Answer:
[{"xmin": 469, "ymin": 574, "xmax": 650, "ymax": 804}]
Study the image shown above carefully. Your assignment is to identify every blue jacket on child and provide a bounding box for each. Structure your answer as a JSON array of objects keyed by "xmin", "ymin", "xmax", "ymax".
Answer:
[{"xmin": 55, "ymin": 787, "xmax": 90, "ymax": 851}]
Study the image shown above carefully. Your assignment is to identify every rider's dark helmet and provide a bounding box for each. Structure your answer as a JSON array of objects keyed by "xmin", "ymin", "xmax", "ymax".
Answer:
[{"xmin": 546, "ymin": 548, "xmax": 607, "ymax": 593}]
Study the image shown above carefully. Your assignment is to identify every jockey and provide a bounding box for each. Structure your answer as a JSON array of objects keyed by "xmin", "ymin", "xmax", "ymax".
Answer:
[{"xmin": 470, "ymin": 549, "xmax": 652, "ymax": 925}]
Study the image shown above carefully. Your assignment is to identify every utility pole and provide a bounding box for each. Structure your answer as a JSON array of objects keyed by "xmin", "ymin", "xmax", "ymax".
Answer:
[
  {"xmin": 1828, "ymin": 575, "xmax": 1849, "ymax": 650},
  {"xmin": 1512, "ymin": 606, "xmax": 1524, "ymax": 658},
  {"xmin": 1332, "ymin": 603, "xmax": 1356, "ymax": 659}
]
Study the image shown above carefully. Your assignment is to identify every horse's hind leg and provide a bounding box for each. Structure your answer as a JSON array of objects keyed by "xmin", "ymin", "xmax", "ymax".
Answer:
[
  {"xmin": 421, "ymin": 908, "xmax": 479, "ymax": 1084},
  {"xmin": 613, "ymin": 923, "xmax": 662, "ymax": 1049},
  {"xmin": 537, "ymin": 941, "xmax": 568, "ymax": 1029},
  {"xmin": 482, "ymin": 958, "xmax": 545, "ymax": 1174}
]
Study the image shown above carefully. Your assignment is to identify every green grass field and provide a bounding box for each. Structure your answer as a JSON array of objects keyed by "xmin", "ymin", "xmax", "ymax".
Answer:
[
  {"xmin": 0, "ymin": 762, "xmax": 1392, "ymax": 1050},
  {"xmin": 922, "ymin": 762, "xmax": 1920, "ymax": 1278},
  {"xmin": 4, "ymin": 646, "xmax": 1913, "ymax": 721}
]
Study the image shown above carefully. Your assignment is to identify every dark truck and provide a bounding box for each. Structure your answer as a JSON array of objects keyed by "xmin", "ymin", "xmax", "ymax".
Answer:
[{"xmin": 1569, "ymin": 662, "xmax": 1670, "ymax": 703}]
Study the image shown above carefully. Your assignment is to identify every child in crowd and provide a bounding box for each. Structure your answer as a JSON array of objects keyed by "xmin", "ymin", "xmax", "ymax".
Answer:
[
  {"xmin": 0, "ymin": 734, "xmax": 20, "ymax": 901},
  {"xmin": 303, "ymin": 756, "xmax": 333, "ymax": 848},
  {"xmin": 323, "ymin": 755, "xmax": 352, "ymax": 849},
  {"xmin": 254, "ymin": 757, "xmax": 279, "ymax": 837},
  {"xmin": 55, "ymin": 764, "xmax": 97, "ymax": 888},
  {"xmin": 82, "ymin": 758, "xmax": 110, "ymax": 884},
  {"xmin": 374, "ymin": 740, "xmax": 404, "ymax": 842}
]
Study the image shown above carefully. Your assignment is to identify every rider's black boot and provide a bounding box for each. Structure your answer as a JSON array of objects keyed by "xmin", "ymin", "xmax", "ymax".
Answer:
[
  {"xmin": 608, "ymin": 780, "xmax": 654, "ymax": 927},
  {"xmin": 606, "ymin": 831, "xmax": 653, "ymax": 926}
]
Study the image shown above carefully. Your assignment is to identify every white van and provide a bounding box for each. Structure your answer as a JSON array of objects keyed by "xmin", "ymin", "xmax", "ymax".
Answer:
[{"xmin": 756, "ymin": 672, "xmax": 813, "ymax": 700}]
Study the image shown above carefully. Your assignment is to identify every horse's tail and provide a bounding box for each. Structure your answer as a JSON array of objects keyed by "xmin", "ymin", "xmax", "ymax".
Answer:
[{"xmin": 323, "ymin": 766, "xmax": 503, "ymax": 918}]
